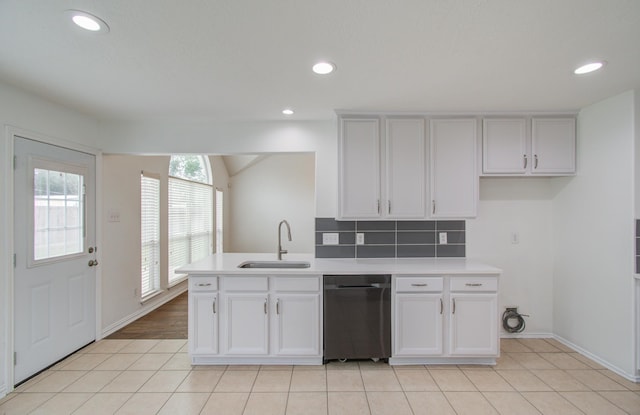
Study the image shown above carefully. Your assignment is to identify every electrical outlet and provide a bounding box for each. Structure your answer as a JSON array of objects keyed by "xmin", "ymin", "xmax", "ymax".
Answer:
[
  {"xmin": 108, "ymin": 209, "xmax": 121, "ymax": 223},
  {"xmin": 439, "ymin": 232, "xmax": 447, "ymax": 245},
  {"xmin": 511, "ymin": 232, "xmax": 520, "ymax": 244},
  {"xmin": 322, "ymin": 233, "xmax": 339, "ymax": 245},
  {"xmin": 356, "ymin": 233, "xmax": 365, "ymax": 245}
]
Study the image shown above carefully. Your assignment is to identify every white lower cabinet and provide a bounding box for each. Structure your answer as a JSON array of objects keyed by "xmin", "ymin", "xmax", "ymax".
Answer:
[
  {"xmin": 188, "ymin": 277, "xmax": 219, "ymax": 356},
  {"xmin": 449, "ymin": 293, "xmax": 498, "ymax": 356},
  {"xmin": 189, "ymin": 274, "xmax": 322, "ymax": 365},
  {"xmin": 392, "ymin": 275, "xmax": 499, "ymax": 365},
  {"xmin": 273, "ymin": 293, "xmax": 320, "ymax": 356},
  {"xmin": 222, "ymin": 293, "xmax": 269, "ymax": 355},
  {"xmin": 394, "ymin": 293, "xmax": 443, "ymax": 356},
  {"xmin": 189, "ymin": 292, "xmax": 218, "ymax": 355}
]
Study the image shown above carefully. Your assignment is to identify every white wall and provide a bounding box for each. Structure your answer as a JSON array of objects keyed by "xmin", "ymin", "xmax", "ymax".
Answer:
[
  {"xmin": 552, "ymin": 90, "xmax": 636, "ymax": 376},
  {"xmin": 101, "ymin": 155, "xmax": 178, "ymax": 332},
  {"xmin": 101, "ymin": 154, "xmax": 230, "ymax": 332},
  {"xmin": 228, "ymin": 154, "xmax": 315, "ymax": 254},
  {"xmin": 97, "ymin": 118, "xmax": 337, "ymax": 217},
  {"xmin": 467, "ymin": 178, "xmax": 555, "ymax": 335},
  {"xmin": 0, "ymin": 80, "xmax": 100, "ymax": 395},
  {"xmin": 210, "ymin": 155, "xmax": 231, "ymax": 252}
]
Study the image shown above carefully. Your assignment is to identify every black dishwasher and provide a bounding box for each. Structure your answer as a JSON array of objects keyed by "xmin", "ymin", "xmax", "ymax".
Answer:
[{"xmin": 323, "ymin": 275, "xmax": 391, "ymax": 362}]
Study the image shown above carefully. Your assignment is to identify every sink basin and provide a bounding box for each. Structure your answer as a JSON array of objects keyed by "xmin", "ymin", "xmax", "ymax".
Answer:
[{"xmin": 237, "ymin": 260, "xmax": 311, "ymax": 269}]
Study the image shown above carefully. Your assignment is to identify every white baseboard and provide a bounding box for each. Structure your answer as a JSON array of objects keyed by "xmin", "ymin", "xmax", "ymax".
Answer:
[
  {"xmin": 101, "ymin": 285, "xmax": 188, "ymax": 338},
  {"xmin": 501, "ymin": 331, "xmax": 553, "ymax": 339},
  {"xmin": 0, "ymin": 384, "xmax": 6, "ymax": 401},
  {"xmin": 552, "ymin": 335, "xmax": 639, "ymax": 383}
]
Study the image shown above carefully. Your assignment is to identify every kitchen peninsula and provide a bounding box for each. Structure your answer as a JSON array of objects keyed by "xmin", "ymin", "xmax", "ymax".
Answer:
[{"xmin": 179, "ymin": 253, "xmax": 501, "ymax": 366}]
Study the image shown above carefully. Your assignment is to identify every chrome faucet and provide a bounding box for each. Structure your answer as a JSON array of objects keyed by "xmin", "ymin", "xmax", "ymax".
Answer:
[{"xmin": 277, "ymin": 219, "xmax": 292, "ymax": 260}]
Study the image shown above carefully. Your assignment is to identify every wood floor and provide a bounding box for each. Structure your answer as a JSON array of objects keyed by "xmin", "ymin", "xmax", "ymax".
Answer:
[{"xmin": 107, "ymin": 291, "xmax": 188, "ymax": 339}]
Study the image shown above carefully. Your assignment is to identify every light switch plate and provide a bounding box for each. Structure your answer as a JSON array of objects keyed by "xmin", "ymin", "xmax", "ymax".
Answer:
[
  {"xmin": 322, "ymin": 233, "xmax": 339, "ymax": 245},
  {"xmin": 439, "ymin": 232, "xmax": 447, "ymax": 245}
]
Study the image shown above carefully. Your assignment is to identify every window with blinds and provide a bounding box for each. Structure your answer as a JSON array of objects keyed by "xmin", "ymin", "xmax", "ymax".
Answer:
[
  {"xmin": 215, "ymin": 189, "xmax": 223, "ymax": 253},
  {"xmin": 168, "ymin": 176, "xmax": 213, "ymax": 283},
  {"xmin": 141, "ymin": 172, "xmax": 160, "ymax": 298}
]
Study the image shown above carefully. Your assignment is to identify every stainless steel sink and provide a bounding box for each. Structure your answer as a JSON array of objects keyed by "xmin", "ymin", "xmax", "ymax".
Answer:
[{"xmin": 237, "ymin": 260, "xmax": 311, "ymax": 269}]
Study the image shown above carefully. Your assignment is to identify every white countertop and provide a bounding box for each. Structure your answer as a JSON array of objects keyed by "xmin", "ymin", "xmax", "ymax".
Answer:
[{"xmin": 177, "ymin": 253, "xmax": 502, "ymax": 276}]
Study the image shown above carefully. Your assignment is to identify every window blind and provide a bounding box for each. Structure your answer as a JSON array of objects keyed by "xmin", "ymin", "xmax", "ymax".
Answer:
[
  {"xmin": 168, "ymin": 176, "xmax": 213, "ymax": 282},
  {"xmin": 215, "ymin": 189, "xmax": 223, "ymax": 253},
  {"xmin": 141, "ymin": 172, "xmax": 161, "ymax": 297}
]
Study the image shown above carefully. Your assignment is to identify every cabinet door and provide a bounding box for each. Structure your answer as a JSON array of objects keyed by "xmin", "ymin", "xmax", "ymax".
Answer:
[
  {"xmin": 394, "ymin": 293, "xmax": 443, "ymax": 356},
  {"xmin": 273, "ymin": 293, "xmax": 320, "ymax": 356},
  {"xmin": 430, "ymin": 119, "xmax": 478, "ymax": 218},
  {"xmin": 222, "ymin": 293, "xmax": 269, "ymax": 355},
  {"xmin": 531, "ymin": 118, "xmax": 576, "ymax": 174},
  {"xmin": 449, "ymin": 293, "xmax": 498, "ymax": 356},
  {"xmin": 385, "ymin": 118, "xmax": 426, "ymax": 218},
  {"xmin": 482, "ymin": 118, "xmax": 527, "ymax": 174},
  {"xmin": 339, "ymin": 118, "xmax": 381, "ymax": 218},
  {"xmin": 189, "ymin": 292, "xmax": 218, "ymax": 355}
]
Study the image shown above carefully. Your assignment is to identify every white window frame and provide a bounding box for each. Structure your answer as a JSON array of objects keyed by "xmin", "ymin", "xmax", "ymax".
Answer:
[{"xmin": 141, "ymin": 171, "xmax": 161, "ymax": 300}]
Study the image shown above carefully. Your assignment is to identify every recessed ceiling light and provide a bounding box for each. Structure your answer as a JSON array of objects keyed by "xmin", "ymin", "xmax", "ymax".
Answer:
[
  {"xmin": 282, "ymin": 109, "xmax": 294, "ymax": 115},
  {"xmin": 312, "ymin": 62, "xmax": 336, "ymax": 75},
  {"xmin": 574, "ymin": 61, "xmax": 604, "ymax": 75},
  {"xmin": 66, "ymin": 10, "xmax": 110, "ymax": 33}
]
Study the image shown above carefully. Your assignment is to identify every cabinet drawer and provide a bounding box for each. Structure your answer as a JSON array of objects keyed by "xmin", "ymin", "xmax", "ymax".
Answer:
[
  {"xmin": 189, "ymin": 276, "xmax": 218, "ymax": 291},
  {"xmin": 272, "ymin": 276, "xmax": 320, "ymax": 292},
  {"xmin": 222, "ymin": 276, "xmax": 268, "ymax": 291},
  {"xmin": 396, "ymin": 277, "xmax": 443, "ymax": 292},
  {"xmin": 450, "ymin": 276, "xmax": 498, "ymax": 292}
]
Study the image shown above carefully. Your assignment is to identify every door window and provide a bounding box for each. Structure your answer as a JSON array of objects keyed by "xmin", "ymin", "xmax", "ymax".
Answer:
[{"xmin": 30, "ymin": 159, "xmax": 87, "ymax": 265}]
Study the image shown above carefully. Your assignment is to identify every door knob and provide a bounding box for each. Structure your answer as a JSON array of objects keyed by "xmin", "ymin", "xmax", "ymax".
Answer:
[
  {"xmin": 88, "ymin": 247, "xmax": 94, "ymax": 253},
  {"xmin": 88, "ymin": 259, "xmax": 99, "ymax": 267}
]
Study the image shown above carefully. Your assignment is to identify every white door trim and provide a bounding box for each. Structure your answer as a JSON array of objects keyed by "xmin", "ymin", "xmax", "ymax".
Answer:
[{"xmin": 1, "ymin": 125, "xmax": 102, "ymax": 394}]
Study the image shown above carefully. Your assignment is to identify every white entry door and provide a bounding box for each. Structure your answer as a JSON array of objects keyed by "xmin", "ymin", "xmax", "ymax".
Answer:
[{"xmin": 13, "ymin": 136, "xmax": 97, "ymax": 384}]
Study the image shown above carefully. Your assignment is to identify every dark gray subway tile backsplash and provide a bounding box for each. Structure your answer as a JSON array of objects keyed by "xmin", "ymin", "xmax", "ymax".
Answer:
[{"xmin": 315, "ymin": 218, "xmax": 466, "ymax": 259}]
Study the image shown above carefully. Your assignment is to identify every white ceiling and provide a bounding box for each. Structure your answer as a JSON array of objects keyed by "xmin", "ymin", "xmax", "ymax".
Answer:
[{"xmin": 1, "ymin": 0, "xmax": 639, "ymax": 121}]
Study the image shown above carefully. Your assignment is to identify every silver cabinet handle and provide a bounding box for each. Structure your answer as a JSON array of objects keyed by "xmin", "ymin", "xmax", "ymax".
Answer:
[
  {"xmin": 465, "ymin": 283, "xmax": 483, "ymax": 287},
  {"xmin": 440, "ymin": 298, "xmax": 443, "ymax": 314},
  {"xmin": 411, "ymin": 283, "xmax": 427, "ymax": 287},
  {"xmin": 264, "ymin": 299, "xmax": 268, "ymax": 314},
  {"xmin": 388, "ymin": 200, "xmax": 391, "ymax": 214},
  {"xmin": 452, "ymin": 298, "xmax": 456, "ymax": 314},
  {"xmin": 377, "ymin": 199, "xmax": 381, "ymax": 214},
  {"xmin": 523, "ymin": 154, "xmax": 528, "ymax": 169},
  {"xmin": 276, "ymin": 299, "xmax": 280, "ymax": 315},
  {"xmin": 212, "ymin": 299, "xmax": 216, "ymax": 314},
  {"xmin": 534, "ymin": 154, "xmax": 539, "ymax": 169},
  {"xmin": 432, "ymin": 200, "xmax": 436, "ymax": 215},
  {"xmin": 197, "ymin": 283, "xmax": 212, "ymax": 287}
]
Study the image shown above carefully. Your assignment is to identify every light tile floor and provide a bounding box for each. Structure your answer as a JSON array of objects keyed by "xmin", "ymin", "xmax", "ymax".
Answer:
[{"xmin": 1, "ymin": 338, "xmax": 639, "ymax": 414}]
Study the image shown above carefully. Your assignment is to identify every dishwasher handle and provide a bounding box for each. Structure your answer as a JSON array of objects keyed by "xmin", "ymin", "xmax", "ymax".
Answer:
[{"xmin": 335, "ymin": 283, "xmax": 382, "ymax": 289}]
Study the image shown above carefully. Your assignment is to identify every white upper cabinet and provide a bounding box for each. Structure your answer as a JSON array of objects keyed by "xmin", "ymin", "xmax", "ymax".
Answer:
[
  {"xmin": 385, "ymin": 118, "xmax": 427, "ymax": 218},
  {"xmin": 430, "ymin": 119, "xmax": 478, "ymax": 218},
  {"xmin": 482, "ymin": 117, "xmax": 575, "ymax": 176},
  {"xmin": 482, "ymin": 118, "xmax": 528, "ymax": 174},
  {"xmin": 338, "ymin": 117, "xmax": 426, "ymax": 219},
  {"xmin": 339, "ymin": 118, "xmax": 381, "ymax": 218},
  {"xmin": 531, "ymin": 118, "xmax": 576, "ymax": 175}
]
